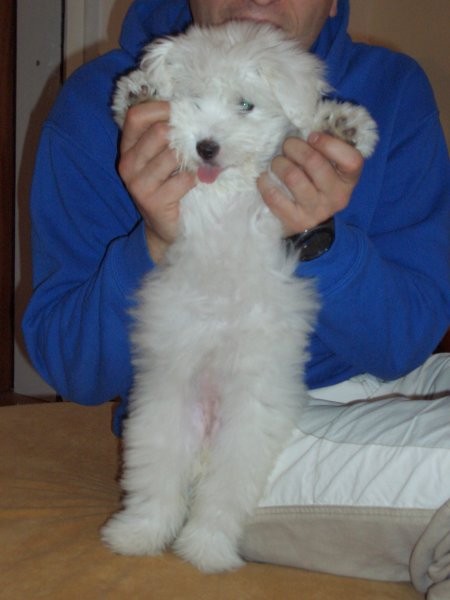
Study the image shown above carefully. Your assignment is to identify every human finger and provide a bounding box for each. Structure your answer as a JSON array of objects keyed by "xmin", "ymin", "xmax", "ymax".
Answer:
[
  {"xmin": 120, "ymin": 144, "xmax": 179, "ymax": 200},
  {"xmin": 306, "ymin": 132, "xmax": 364, "ymax": 181},
  {"xmin": 257, "ymin": 171, "xmax": 313, "ymax": 234},
  {"xmin": 120, "ymin": 101, "xmax": 171, "ymax": 154}
]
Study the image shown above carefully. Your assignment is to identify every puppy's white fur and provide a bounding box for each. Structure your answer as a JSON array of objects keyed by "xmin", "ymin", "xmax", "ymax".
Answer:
[{"xmin": 102, "ymin": 22, "xmax": 378, "ymax": 573}]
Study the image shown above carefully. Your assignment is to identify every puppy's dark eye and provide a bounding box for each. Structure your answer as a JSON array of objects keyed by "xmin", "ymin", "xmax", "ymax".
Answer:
[{"xmin": 238, "ymin": 98, "xmax": 254, "ymax": 113}]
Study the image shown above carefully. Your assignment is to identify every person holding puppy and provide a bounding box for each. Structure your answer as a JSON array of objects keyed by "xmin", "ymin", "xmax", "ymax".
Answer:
[{"xmin": 23, "ymin": 0, "xmax": 449, "ymax": 436}]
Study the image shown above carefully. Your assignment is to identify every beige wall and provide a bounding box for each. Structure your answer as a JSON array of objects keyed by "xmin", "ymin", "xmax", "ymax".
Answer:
[
  {"xmin": 64, "ymin": 0, "xmax": 132, "ymax": 78},
  {"xmin": 349, "ymin": 0, "xmax": 450, "ymax": 147}
]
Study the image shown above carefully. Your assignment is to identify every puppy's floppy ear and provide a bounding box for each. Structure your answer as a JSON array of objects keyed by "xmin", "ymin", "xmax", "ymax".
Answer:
[
  {"xmin": 262, "ymin": 48, "xmax": 330, "ymax": 136},
  {"xmin": 139, "ymin": 36, "xmax": 177, "ymax": 100}
]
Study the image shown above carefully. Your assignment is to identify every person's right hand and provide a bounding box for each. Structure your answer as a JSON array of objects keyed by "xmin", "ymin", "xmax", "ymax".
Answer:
[{"xmin": 118, "ymin": 101, "xmax": 196, "ymax": 263}]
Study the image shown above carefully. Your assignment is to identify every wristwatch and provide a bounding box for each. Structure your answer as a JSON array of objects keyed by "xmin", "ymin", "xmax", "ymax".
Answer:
[{"xmin": 285, "ymin": 217, "xmax": 335, "ymax": 261}]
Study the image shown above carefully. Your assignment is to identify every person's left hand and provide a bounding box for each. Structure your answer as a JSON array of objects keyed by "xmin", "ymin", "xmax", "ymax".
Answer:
[{"xmin": 257, "ymin": 132, "xmax": 365, "ymax": 236}]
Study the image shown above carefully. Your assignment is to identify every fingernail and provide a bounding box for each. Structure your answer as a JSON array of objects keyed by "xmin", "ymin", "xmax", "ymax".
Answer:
[{"xmin": 308, "ymin": 132, "xmax": 320, "ymax": 144}]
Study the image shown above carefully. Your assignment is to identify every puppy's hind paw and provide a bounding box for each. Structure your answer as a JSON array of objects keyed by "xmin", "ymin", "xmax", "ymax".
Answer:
[
  {"xmin": 101, "ymin": 511, "xmax": 171, "ymax": 556},
  {"xmin": 315, "ymin": 101, "xmax": 379, "ymax": 158},
  {"xmin": 174, "ymin": 521, "xmax": 245, "ymax": 573}
]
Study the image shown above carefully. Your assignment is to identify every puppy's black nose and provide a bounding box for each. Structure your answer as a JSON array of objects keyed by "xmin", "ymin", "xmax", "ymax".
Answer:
[{"xmin": 196, "ymin": 139, "xmax": 220, "ymax": 161}]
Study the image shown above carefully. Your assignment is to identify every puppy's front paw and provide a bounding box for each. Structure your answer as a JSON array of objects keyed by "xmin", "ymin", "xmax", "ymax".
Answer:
[
  {"xmin": 315, "ymin": 101, "xmax": 379, "ymax": 158},
  {"xmin": 101, "ymin": 510, "xmax": 174, "ymax": 556},
  {"xmin": 174, "ymin": 520, "xmax": 245, "ymax": 573},
  {"xmin": 112, "ymin": 70, "xmax": 156, "ymax": 128}
]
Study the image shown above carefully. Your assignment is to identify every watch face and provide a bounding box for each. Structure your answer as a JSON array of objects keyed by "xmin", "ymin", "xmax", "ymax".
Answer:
[
  {"xmin": 299, "ymin": 229, "xmax": 334, "ymax": 261},
  {"xmin": 285, "ymin": 217, "xmax": 335, "ymax": 261}
]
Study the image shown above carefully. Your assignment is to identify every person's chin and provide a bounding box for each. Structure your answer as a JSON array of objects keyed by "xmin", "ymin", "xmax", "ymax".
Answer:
[{"xmin": 220, "ymin": 12, "xmax": 286, "ymax": 34}]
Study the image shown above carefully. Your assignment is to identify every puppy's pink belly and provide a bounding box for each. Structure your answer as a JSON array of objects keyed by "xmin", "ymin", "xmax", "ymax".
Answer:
[{"xmin": 192, "ymin": 370, "xmax": 221, "ymax": 443}]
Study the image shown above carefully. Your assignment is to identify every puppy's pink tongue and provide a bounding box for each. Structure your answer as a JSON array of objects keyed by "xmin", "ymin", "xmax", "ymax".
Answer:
[{"xmin": 197, "ymin": 164, "xmax": 222, "ymax": 184}]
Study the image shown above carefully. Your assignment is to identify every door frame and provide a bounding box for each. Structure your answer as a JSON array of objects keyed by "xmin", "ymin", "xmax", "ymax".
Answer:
[{"xmin": 0, "ymin": 1, "xmax": 16, "ymax": 396}]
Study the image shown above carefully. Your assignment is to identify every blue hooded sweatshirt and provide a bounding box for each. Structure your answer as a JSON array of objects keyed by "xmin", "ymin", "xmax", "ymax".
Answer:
[{"xmin": 23, "ymin": 0, "xmax": 450, "ymax": 435}]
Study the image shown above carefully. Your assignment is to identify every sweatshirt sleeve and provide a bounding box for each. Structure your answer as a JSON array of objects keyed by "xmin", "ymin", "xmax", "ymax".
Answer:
[
  {"xmin": 300, "ymin": 63, "xmax": 450, "ymax": 385},
  {"xmin": 22, "ymin": 121, "xmax": 155, "ymax": 405}
]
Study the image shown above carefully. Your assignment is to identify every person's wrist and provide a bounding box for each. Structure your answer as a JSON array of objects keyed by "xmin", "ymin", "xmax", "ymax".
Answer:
[
  {"xmin": 145, "ymin": 227, "xmax": 170, "ymax": 264},
  {"xmin": 285, "ymin": 217, "xmax": 335, "ymax": 261}
]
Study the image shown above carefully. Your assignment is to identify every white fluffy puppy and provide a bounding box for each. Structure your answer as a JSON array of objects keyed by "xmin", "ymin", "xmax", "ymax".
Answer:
[{"xmin": 102, "ymin": 22, "xmax": 378, "ymax": 573}]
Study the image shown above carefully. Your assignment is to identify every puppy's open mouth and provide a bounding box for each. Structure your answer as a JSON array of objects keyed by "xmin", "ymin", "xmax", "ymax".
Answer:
[{"xmin": 196, "ymin": 163, "xmax": 224, "ymax": 184}]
